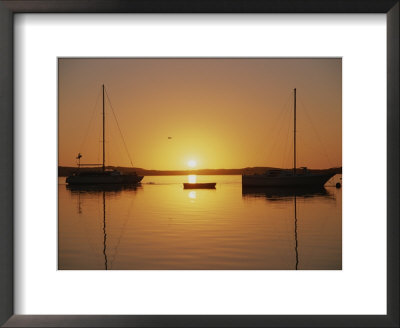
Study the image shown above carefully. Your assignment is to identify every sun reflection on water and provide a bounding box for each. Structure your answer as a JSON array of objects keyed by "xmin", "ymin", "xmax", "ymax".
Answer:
[
  {"xmin": 188, "ymin": 174, "xmax": 196, "ymax": 183},
  {"xmin": 188, "ymin": 191, "xmax": 197, "ymax": 200}
]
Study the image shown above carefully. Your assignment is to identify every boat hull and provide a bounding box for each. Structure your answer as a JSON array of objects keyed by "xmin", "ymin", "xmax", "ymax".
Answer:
[
  {"xmin": 242, "ymin": 173, "xmax": 334, "ymax": 187},
  {"xmin": 183, "ymin": 183, "xmax": 216, "ymax": 189},
  {"xmin": 66, "ymin": 174, "xmax": 143, "ymax": 185}
]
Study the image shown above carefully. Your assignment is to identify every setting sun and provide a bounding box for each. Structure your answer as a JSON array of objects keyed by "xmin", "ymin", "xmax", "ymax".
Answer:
[{"xmin": 187, "ymin": 160, "xmax": 197, "ymax": 168}]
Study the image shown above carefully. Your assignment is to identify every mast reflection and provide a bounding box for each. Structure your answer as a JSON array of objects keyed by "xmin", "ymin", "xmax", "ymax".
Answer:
[
  {"xmin": 242, "ymin": 186, "xmax": 334, "ymax": 270},
  {"xmin": 102, "ymin": 191, "xmax": 108, "ymax": 270},
  {"xmin": 66, "ymin": 184, "xmax": 141, "ymax": 270},
  {"xmin": 294, "ymin": 194, "xmax": 298, "ymax": 270}
]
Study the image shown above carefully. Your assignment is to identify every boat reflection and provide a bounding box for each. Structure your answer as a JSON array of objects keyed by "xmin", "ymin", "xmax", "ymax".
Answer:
[
  {"xmin": 294, "ymin": 194, "xmax": 298, "ymax": 269},
  {"xmin": 66, "ymin": 183, "xmax": 141, "ymax": 193},
  {"xmin": 242, "ymin": 186, "xmax": 334, "ymax": 202},
  {"xmin": 102, "ymin": 191, "xmax": 108, "ymax": 270},
  {"xmin": 66, "ymin": 184, "xmax": 141, "ymax": 270},
  {"xmin": 242, "ymin": 186, "xmax": 334, "ymax": 270}
]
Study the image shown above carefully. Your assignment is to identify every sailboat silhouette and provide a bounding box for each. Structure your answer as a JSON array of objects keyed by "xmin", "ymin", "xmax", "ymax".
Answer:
[
  {"xmin": 66, "ymin": 85, "xmax": 143, "ymax": 186},
  {"xmin": 242, "ymin": 88, "xmax": 335, "ymax": 187}
]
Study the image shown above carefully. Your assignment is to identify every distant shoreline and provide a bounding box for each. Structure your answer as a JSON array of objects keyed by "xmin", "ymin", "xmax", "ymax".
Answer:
[{"xmin": 58, "ymin": 166, "xmax": 342, "ymax": 177}]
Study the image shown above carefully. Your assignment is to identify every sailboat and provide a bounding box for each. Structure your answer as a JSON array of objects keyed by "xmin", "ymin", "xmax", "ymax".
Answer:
[
  {"xmin": 242, "ymin": 88, "xmax": 335, "ymax": 187},
  {"xmin": 66, "ymin": 85, "xmax": 143, "ymax": 186}
]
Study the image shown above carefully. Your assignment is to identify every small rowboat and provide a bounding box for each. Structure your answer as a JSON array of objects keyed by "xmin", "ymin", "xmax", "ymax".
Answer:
[{"xmin": 183, "ymin": 183, "xmax": 216, "ymax": 189}]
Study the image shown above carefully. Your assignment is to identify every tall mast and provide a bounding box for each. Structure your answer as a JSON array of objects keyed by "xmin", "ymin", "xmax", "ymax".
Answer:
[
  {"xmin": 102, "ymin": 84, "xmax": 105, "ymax": 172},
  {"xmin": 293, "ymin": 88, "xmax": 296, "ymax": 176}
]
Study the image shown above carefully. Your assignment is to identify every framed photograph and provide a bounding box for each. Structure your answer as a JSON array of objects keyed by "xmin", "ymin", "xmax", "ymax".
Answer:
[
  {"xmin": 0, "ymin": 1, "xmax": 398, "ymax": 327},
  {"xmin": 58, "ymin": 57, "xmax": 342, "ymax": 271}
]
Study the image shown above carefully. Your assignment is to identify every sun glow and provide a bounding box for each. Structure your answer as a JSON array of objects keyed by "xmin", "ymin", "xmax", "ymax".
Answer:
[{"xmin": 187, "ymin": 160, "xmax": 197, "ymax": 168}]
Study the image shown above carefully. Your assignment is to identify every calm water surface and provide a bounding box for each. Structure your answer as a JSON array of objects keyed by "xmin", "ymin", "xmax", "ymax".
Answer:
[{"xmin": 58, "ymin": 175, "xmax": 342, "ymax": 270}]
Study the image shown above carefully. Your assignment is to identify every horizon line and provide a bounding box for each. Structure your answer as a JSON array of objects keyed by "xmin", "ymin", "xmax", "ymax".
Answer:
[{"xmin": 58, "ymin": 165, "xmax": 342, "ymax": 171}]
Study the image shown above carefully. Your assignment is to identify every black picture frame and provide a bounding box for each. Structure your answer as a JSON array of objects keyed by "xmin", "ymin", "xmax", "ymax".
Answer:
[{"xmin": 0, "ymin": 1, "xmax": 398, "ymax": 327}]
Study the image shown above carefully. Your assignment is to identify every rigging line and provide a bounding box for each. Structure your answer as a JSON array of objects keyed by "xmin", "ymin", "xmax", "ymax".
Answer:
[
  {"xmin": 281, "ymin": 110, "xmax": 293, "ymax": 169},
  {"xmin": 104, "ymin": 89, "xmax": 135, "ymax": 168},
  {"xmin": 109, "ymin": 192, "xmax": 136, "ymax": 268},
  {"xmin": 111, "ymin": 122, "xmax": 126, "ymax": 168},
  {"xmin": 298, "ymin": 97, "xmax": 334, "ymax": 168},
  {"xmin": 263, "ymin": 91, "xmax": 293, "ymax": 163},
  {"xmin": 252, "ymin": 91, "xmax": 291, "ymax": 166},
  {"xmin": 107, "ymin": 134, "xmax": 111, "ymax": 167},
  {"xmin": 265, "ymin": 93, "xmax": 293, "ymax": 166},
  {"xmin": 106, "ymin": 115, "xmax": 113, "ymax": 167},
  {"xmin": 283, "ymin": 138, "xmax": 294, "ymax": 170},
  {"xmin": 79, "ymin": 88, "xmax": 102, "ymax": 153},
  {"xmin": 97, "ymin": 119, "xmax": 102, "ymax": 164},
  {"xmin": 111, "ymin": 129, "xmax": 125, "ymax": 168},
  {"xmin": 108, "ymin": 120, "xmax": 123, "ymax": 167}
]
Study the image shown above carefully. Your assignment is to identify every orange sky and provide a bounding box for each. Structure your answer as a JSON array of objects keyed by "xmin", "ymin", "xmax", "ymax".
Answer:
[{"xmin": 58, "ymin": 58, "xmax": 341, "ymax": 170}]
